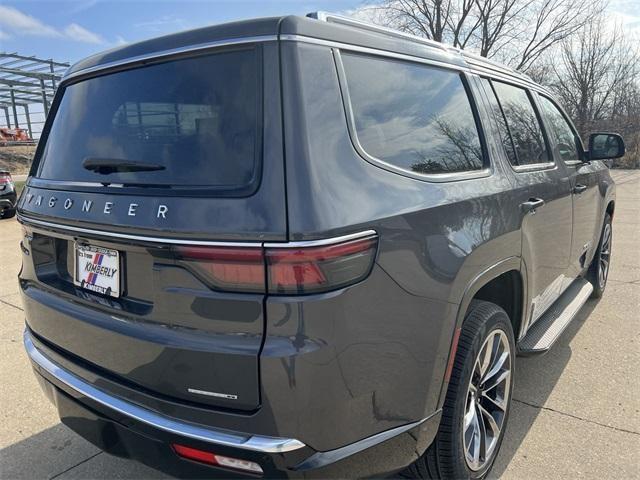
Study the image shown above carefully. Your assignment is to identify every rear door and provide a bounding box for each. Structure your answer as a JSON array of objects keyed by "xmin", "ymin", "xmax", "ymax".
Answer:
[
  {"xmin": 479, "ymin": 78, "xmax": 573, "ymax": 327},
  {"xmin": 536, "ymin": 94, "xmax": 602, "ymax": 276},
  {"xmin": 18, "ymin": 42, "xmax": 286, "ymax": 412}
]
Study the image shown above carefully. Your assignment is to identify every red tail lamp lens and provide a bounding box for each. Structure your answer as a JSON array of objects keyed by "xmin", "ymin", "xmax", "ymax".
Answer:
[
  {"xmin": 174, "ymin": 234, "xmax": 378, "ymax": 294},
  {"xmin": 175, "ymin": 246, "xmax": 265, "ymax": 293},
  {"xmin": 0, "ymin": 173, "xmax": 12, "ymax": 185},
  {"xmin": 266, "ymin": 236, "xmax": 378, "ymax": 294},
  {"xmin": 172, "ymin": 444, "xmax": 263, "ymax": 474}
]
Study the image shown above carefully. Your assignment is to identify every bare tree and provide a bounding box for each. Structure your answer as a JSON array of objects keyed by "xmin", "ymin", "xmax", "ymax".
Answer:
[
  {"xmin": 548, "ymin": 17, "xmax": 640, "ymax": 166},
  {"xmin": 374, "ymin": 0, "xmax": 600, "ymax": 71}
]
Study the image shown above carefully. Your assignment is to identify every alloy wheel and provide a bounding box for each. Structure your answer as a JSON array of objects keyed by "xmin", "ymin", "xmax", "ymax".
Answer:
[
  {"xmin": 463, "ymin": 330, "xmax": 511, "ymax": 471},
  {"xmin": 598, "ymin": 223, "xmax": 612, "ymax": 289}
]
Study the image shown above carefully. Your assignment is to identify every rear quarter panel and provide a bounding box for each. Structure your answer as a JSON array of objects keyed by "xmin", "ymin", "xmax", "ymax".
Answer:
[{"xmin": 261, "ymin": 42, "xmax": 524, "ymax": 451}]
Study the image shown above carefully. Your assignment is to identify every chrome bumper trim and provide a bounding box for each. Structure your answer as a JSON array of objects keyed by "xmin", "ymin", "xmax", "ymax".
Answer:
[{"xmin": 24, "ymin": 330, "xmax": 305, "ymax": 453}]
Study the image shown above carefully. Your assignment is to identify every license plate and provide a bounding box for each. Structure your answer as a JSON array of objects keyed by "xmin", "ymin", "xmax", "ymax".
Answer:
[{"xmin": 74, "ymin": 244, "xmax": 120, "ymax": 298}]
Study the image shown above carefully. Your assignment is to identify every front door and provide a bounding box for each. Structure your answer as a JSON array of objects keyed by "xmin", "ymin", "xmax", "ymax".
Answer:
[{"xmin": 536, "ymin": 94, "xmax": 603, "ymax": 276}]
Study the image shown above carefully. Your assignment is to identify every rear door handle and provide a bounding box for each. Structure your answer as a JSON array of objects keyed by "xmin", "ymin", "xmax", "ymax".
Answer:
[
  {"xmin": 521, "ymin": 198, "xmax": 545, "ymax": 214},
  {"xmin": 573, "ymin": 184, "xmax": 587, "ymax": 194}
]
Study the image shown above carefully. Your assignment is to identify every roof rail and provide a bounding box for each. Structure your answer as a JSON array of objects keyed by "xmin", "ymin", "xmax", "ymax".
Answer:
[
  {"xmin": 307, "ymin": 11, "xmax": 449, "ymax": 53},
  {"xmin": 307, "ymin": 11, "xmax": 534, "ymax": 82}
]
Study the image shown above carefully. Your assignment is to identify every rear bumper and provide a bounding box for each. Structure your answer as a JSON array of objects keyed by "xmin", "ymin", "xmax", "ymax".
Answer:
[{"xmin": 24, "ymin": 329, "xmax": 441, "ymax": 478}]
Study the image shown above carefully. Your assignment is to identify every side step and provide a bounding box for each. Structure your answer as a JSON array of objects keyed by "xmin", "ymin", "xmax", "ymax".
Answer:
[{"xmin": 518, "ymin": 277, "xmax": 593, "ymax": 355}]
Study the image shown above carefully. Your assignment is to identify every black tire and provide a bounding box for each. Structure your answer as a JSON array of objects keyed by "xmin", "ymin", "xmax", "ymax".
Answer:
[
  {"xmin": 1, "ymin": 208, "xmax": 16, "ymax": 219},
  {"xmin": 404, "ymin": 301, "xmax": 515, "ymax": 479},
  {"xmin": 588, "ymin": 213, "xmax": 612, "ymax": 299}
]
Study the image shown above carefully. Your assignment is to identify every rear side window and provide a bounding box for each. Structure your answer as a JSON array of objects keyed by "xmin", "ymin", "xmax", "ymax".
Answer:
[
  {"xmin": 36, "ymin": 48, "xmax": 261, "ymax": 192},
  {"xmin": 480, "ymin": 78, "xmax": 518, "ymax": 166},
  {"xmin": 537, "ymin": 95, "xmax": 580, "ymax": 163},
  {"xmin": 341, "ymin": 53, "xmax": 484, "ymax": 175},
  {"xmin": 491, "ymin": 81, "xmax": 551, "ymax": 167}
]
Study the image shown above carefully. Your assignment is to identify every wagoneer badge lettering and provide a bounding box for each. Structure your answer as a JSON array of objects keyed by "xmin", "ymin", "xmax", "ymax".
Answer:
[{"xmin": 23, "ymin": 190, "xmax": 168, "ymax": 219}]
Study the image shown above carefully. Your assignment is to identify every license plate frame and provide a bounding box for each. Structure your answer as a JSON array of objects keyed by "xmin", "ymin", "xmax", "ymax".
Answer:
[{"xmin": 73, "ymin": 244, "xmax": 121, "ymax": 298}]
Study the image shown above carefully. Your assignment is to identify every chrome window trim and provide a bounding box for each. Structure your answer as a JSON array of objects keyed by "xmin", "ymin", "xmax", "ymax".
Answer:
[
  {"xmin": 62, "ymin": 35, "xmax": 278, "ymax": 85},
  {"xmin": 332, "ymin": 49, "xmax": 491, "ymax": 183},
  {"xmin": 281, "ymin": 34, "xmax": 464, "ymax": 73},
  {"xmin": 24, "ymin": 330, "xmax": 305, "ymax": 453},
  {"xmin": 511, "ymin": 162, "xmax": 558, "ymax": 173},
  {"xmin": 280, "ymin": 34, "xmax": 550, "ymax": 97}
]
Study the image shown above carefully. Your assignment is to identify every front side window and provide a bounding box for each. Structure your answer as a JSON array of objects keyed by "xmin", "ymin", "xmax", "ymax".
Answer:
[
  {"xmin": 537, "ymin": 96, "xmax": 580, "ymax": 163},
  {"xmin": 341, "ymin": 53, "xmax": 484, "ymax": 175},
  {"xmin": 37, "ymin": 48, "xmax": 261, "ymax": 192},
  {"xmin": 492, "ymin": 81, "xmax": 551, "ymax": 167}
]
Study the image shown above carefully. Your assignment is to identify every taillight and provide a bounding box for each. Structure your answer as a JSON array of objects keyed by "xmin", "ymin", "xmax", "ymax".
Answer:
[
  {"xmin": 172, "ymin": 444, "xmax": 263, "ymax": 474},
  {"xmin": 0, "ymin": 173, "xmax": 12, "ymax": 185},
  {"xmin": 174, "ymin": 246, "xmax": 265, "ymax": 293},
  {"xmin": 174, "ymin": 233, "xmax": 378, "ymax": 295},
  {"xmin": 266, "ymin": 236, "xmax": 378, "ymax": 294}
]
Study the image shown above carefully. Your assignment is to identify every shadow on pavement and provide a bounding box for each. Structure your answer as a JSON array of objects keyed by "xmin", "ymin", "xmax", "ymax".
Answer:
[
  {"xmin": 489, "ymin": 298, "xmax": 600, "ymax": 478},
  {"xmin": 0, "ymin": 423, "xmax": 168, "ymax": 479},
  {"xmin": 2, "ymin": 300, "xmax": 601, "ymax": 480}
]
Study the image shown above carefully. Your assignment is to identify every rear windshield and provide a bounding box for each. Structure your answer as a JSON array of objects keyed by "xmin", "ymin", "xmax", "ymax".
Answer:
[{"xmin": 36, "ymin": 48, "xmax": 261, "ymax": 192}]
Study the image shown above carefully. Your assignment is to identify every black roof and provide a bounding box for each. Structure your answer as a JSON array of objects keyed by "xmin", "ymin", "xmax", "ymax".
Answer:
[
  {"xmin": 65, "ymin": 15, "xmax": 467, "ymax": 78},
  {"xmin": 65, "ymin": 13, "xmax": 538, "ymax": 91}
]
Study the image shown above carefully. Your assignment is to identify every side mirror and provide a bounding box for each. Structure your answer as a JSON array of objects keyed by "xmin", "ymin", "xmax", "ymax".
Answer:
[{"xmin": 587, "ymin": 133, "xmax": 625, "ymax": 161}]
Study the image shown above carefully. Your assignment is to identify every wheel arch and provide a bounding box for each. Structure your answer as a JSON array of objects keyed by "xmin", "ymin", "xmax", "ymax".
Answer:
[{"xmin": 437, "ymin": 256, "xmax": 526, "ymax": 409}]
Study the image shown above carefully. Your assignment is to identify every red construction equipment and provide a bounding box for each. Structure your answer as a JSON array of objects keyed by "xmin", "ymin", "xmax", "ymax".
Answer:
[{"xmin": 0, "ymin": 127, "xmax": 31, "ymax": 145}]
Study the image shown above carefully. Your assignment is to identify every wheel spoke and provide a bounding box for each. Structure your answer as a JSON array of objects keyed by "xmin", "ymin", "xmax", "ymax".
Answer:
[
  {"xmin": 483, "ymin": 370, "xmax": 510, "ymax": 395},
  {"xmin": 481, "ymin": 351, "xmax": 509, "ymax": 385},
  {"xmin": 482, "ymin": 391, "xmax": 507, "ymax": 411},
  {"xmin": 464, "ymin": 399, "xmax": 476, "ymax": 432},
  {"xmin": 478, "ymin": 338, "xmax": 493, "ymax": 378},
  {"xmin": 479, "ymin": 404, "xmax": 501, "ymax": 440},
  {"xmin": 470, "ymin": 410, "xmax": 481, "ymax": 465},
  {"xmin": 476, "ymin": 403, "xmax": 488, "ymax": 462}
]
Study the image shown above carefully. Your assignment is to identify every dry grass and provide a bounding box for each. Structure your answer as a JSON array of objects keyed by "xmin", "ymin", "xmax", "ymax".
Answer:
[{"xmin": 0, "ymin": 145, "xmax": 36, "ymax": 175}]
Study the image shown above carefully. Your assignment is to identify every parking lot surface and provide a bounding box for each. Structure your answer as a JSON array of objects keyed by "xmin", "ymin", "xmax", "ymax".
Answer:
[{"xmin": 1, "ymin": 170, "xmax": 639, "ymax": 479}]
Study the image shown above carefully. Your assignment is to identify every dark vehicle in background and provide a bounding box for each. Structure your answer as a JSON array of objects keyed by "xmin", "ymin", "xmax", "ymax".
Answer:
[
  {"xmin": 16, "ymin": 12, "xmax": 624, "ymax": 479},
  {"xmin": 0, "ymin": 171, "xmax": 17, "ymax": 218}
]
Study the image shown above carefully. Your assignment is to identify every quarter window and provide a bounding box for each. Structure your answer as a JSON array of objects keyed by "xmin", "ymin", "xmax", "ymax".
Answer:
[
  {"xmin": 491, "ymin": 81, "xmax": 551, "ymax": 166},
  {"xmin": 537, "ymin": 96, "xmax": 580, "ymax": 162},
  {"xmin": 341, "ymin": 53, "xmax": 485, "ymax": 175}
]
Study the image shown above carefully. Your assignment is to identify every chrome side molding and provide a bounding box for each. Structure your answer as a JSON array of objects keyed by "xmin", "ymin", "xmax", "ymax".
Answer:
[
  {"xmin": 18, "ymin": 213, "xmax": 377, "ymax": 249},
  {"xmin": 24, "ymin": 330, "xmax": 306, "ymax": 453}
]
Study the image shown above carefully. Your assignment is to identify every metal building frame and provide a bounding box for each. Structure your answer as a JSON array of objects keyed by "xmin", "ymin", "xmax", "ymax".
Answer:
[{"xmin": 0, "ymin": 52, "xmax": 69, "ymax": 140}]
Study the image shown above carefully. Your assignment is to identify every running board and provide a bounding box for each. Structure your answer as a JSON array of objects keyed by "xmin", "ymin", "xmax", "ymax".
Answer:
[{"xmin": 518, "ymin": 278, "xmax": 593, "ymax": 355}]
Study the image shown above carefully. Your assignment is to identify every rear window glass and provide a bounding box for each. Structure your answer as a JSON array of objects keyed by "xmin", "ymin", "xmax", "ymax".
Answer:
[
  {"xmin": 36, "ymin": 48, "xmax": 261, "ymax": 191},
  {"xmin": 341, "ymin": 53, "xmax": 484, "ymax": 175}
]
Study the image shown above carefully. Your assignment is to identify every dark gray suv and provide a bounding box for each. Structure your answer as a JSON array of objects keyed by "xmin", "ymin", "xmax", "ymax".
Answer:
[{"xmin": 17, "ymin": 12, "xmax": 624, "ymax": 479}]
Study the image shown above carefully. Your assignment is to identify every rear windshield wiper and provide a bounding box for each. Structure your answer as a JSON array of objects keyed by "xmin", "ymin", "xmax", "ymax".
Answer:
[{"xmin": 82, "ymin": 158, "xmax": 166, "ymax": 175}]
